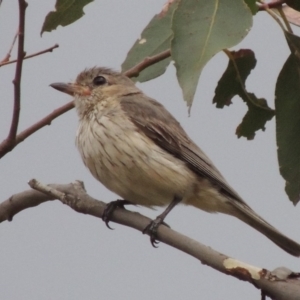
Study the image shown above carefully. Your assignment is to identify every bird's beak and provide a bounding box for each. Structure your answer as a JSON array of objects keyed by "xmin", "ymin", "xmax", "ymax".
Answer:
[{"xmin": 50, "ymin": 82, "xmax": 91, "ymax": 96}]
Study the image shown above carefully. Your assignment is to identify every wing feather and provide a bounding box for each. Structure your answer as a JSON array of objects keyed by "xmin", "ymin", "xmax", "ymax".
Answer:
[{"xmin": 120, "ymin": 93, "xmax": 245, "ymax": 204}]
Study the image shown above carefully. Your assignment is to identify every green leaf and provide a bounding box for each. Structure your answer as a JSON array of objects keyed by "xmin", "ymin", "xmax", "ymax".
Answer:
[
  {"xmin": 171, "ymin": 0, "xmax": 253, "ymax": 109},
  {"xmin": 275, "ymin": 53, "xmax": 300, "ymax": 205},
  {"xmin": 121, "ymin": 1, "xmax": 178, "ymax": 82},
  {"xmin": 286, "ymin": 0, "xmax": 300, "ymax": 12},
  {"xmin": 244, "ymin": 0, "xmax": 258, "ymax": 14},
  {"xmin": 41, "ymin": 0, "xmax": 93, "ymax": 35},
  {"xmin": 214, "ymin": 49, "xmax": 274, "ymax": 139}
]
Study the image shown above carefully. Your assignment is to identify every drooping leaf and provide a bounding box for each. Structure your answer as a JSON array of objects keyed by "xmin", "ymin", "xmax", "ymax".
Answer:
[
  {"xmin": 276, "ymin": 38, "xmax": 300, "ymax": 205},
  {"xmin": 244, "ymin": 0, "xmax": 258, "ymax": 14},
  {"xmin": 236, "ymin": 94, "xmax": 274, "ymax": 139},
  {"xmin": 171, "ymin": 0, "xmax": 253, "ymax": 109},
  {"xmin": 214, "ymin": 49, "xmax": 274, "ymax": 139},
  {"xmin": 41, "ymin": 0, "xmax": 93, "ymax": 35},
  {"xmin": 213, "ymin": 49, "xmax": 256, "ymax": 108},
  {"xmin": 121, "ymin": 1, "xmax": 178, "ymax": 82}
]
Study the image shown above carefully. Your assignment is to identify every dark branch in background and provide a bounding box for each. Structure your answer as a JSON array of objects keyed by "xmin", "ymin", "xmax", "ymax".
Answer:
[
  {"xmin": 258, "ymin": 0, "xmax": 285, "ymax": 11},
  {"xmin": 0, "ymin": 31, "xmax": 18, "ymax": 64},
  {"xmin": 0, "ymin": 44, "xmax": 59, "ymax": 68},
  {"xmin": 9, "ymin": 0, "xmax": 27, "ymax": 144},
  {"xmin": 0, "ymin": 0, "xmax": 27, "ymax": 158},
  {"xmin": 124, "ymin": 49, "xmax": 171, "ymax": 78},
  {"xmin": 0, "ymin": 179, "xmax": 299, "ymax": 300},
  {"xmin": 0, "ymin": 48, "xmax": 172, "ymax": 159}
]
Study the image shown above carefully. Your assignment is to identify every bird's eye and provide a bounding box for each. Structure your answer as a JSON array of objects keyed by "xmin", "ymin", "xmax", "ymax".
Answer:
[{"xmin": 93, "ymin": 76, "xmax": 107, "ymax": 86}]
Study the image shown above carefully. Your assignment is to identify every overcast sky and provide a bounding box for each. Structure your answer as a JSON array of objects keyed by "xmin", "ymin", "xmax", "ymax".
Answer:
[{"xmin": 1, "ymin": 1, "xmax": 300, "ymax": 299}]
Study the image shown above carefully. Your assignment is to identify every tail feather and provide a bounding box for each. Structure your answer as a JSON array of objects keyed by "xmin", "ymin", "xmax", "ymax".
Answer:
[{"xmin": 229, "ymin": 200, "xmax": 300, "ymax": 257}]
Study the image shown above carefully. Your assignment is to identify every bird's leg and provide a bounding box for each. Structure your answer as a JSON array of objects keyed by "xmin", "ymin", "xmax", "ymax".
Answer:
[
  {"xmin": 143, "ymin": 195, "xmax": 182, "ymax": 247},
  {"xmin": 102, "ymin": 199, "xmax": 133, "ymax": 229}
]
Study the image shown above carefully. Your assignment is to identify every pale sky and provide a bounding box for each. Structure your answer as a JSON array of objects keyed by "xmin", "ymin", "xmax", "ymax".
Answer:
[{"xmin": 1, "ymin": 1, "xmax": 300, "ymax": 299}]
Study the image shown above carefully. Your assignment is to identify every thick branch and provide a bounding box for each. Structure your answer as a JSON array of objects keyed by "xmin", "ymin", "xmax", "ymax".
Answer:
[
  {"xmin": 0, "ymin": 44, "xmax": 59, "ymax": 68},
  {"xmin": 1, "ymin": 180, "xmax": 300, "ymax": 300}
]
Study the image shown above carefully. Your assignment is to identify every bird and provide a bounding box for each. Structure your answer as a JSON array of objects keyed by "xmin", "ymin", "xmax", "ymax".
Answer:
[{"xmin": 50, "ymin": 66, "xmax": 300, "ymax": 256}]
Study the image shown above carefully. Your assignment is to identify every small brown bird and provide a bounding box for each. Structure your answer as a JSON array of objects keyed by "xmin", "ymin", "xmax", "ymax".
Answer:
[{"xmin": 51, "ymin": 67, "xmax": 300, "ymax": 256}]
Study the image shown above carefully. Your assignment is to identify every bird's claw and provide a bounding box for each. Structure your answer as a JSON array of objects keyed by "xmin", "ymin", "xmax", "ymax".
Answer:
[
  {"xmin": 143, "ymin": 217, "xmax": 170, "ymax": 247},
  {"xmin": 102, "ymin": 199, "xmax": 131, "ymax": 229}
]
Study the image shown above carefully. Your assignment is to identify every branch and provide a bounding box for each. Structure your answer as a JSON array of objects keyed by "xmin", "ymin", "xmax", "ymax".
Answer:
[
  {"xmin": 0, "ymin": 179, "xmax": 299, "ymax": 300},
  {"xmin": 15, "ymin": 101, "xmax": 74, "ymax": 145},
  {"xmin": 0, "ymin": 101, "xmax": 74, "ymax": 158},
  {"xmin": 0, "ymin": 31, "xmax": 18, "ymax": 64},
  {"xmin": 0, "ymin": 44, "xmax": 59, "ymax": 68},
  {"xmin": 278, "ymin": 5, "xmax": 293, "ymax": 33},
  {"xmin": 0, "ymin": 0, "xmax": 27, "ymax": 156},
  {"xmin": 124, "ymin": 49, "xmax": 171, "ymax": 78}
]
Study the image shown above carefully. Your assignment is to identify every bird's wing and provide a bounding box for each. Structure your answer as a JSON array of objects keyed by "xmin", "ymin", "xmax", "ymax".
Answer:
[{"xmin": 120, "ymin": 93, "xmax": 245, "ymax": 204}]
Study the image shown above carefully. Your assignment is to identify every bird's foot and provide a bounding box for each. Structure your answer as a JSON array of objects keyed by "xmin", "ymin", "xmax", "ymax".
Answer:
[
  {"xmin": 143, "ymin": 217, "xmax": 170, "ymax": 247},
  {"xmin": 102, "ymin": 199, "xmax": 132, "ymax": 229}
]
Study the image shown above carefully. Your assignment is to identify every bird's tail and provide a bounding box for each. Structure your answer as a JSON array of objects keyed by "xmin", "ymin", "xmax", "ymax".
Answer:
[{"xmin": 229, "ymin": 200, "xmax": 300, "ymax": 257}]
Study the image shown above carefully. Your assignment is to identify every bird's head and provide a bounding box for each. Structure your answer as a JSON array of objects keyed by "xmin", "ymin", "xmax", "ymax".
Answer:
[{"xmin": 50, "ymin": 67, "xmax": 138, "ymax": 118}]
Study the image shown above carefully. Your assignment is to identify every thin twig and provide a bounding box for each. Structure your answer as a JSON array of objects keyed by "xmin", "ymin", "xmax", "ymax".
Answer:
[
  {"xmin": 124, "ymin": 49, "xmax": 171, "ymax": 77},
  {"xmin": 0, "ymin": 44, "xmax": 59, "ymax": 68},
  {"xmin": 15, "ymin": 101, "xmax": 75, "ymax": 145},
  {"xmin": 265, "ymin": 7, "xmax": 286, "ymax": 31},
  {"xmin": 0, "ymin": 101, "xmax": 74, "ymax": 158},
  {"xmin": 2, "ymin": 0, "xmax": 27, "ymax": 156},
  {"xmin": 0, "ymin": 30, "xmax": 18, "ymax": 64},
  {"xmin": 278, "ymin": 6, "xmax": 293, "ymax": 33}
]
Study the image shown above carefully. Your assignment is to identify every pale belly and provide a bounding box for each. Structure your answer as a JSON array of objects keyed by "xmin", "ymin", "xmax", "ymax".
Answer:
[
  {"xmin": 76, "ymin": 115, "xmax": 197, "ymax": 207},
  {"xmin": 76, "ymin": 115, "xmax": 232, "ymax": 215}
]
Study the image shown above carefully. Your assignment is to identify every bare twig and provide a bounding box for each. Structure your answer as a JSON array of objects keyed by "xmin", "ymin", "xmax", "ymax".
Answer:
[
  {"xmin": 0, "ymin": 0, "xmax": 28, "ymax": 157},
  {"xmin": 260, "ymin": 2, "xmax": 287, "ymax": 32},
  {"xmin": 0, "ymin": 101, "xmax": 74, "ymax": 158},
  {"xmin": 15, "ymin": 101, "xmax": 74, "ymax": 145},
  {"xmin": 0, "ymin": 179, "xmax": 300, "ymax": 300},
  {"xmin": 0, "ymin": 44, "xmax": 59, "ymax": 68},
  {"xmin": 278, "ymin": 6, "xmax": 293, "ymax": 33},
  {"xmin": 10, "ymin": 0, "xmax": 27, "ymax": 141},
  {"xmin": 259, "ymin": 0, "xmax": 293, "ymax": 33},
  {"xmin": 124, "ymin": 49, "xmax": 171, "ymax": 78},
  {"xmin": 0, "ymin": 31, "xmax": 18, "ymax": 64}
]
